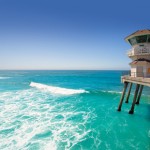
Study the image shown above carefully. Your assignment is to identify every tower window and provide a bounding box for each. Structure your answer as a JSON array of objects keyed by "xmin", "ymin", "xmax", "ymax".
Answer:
[
  {"xmin": 148, "ymin": 35, "xmax": 150, "ymax": 42},
  {"xmin": 136, "ymin": 35, "xmax": 147, "ymax": 43},
  {"xmin": 128, "ymin": 37, "xmax": 137, "ymax": 45}
]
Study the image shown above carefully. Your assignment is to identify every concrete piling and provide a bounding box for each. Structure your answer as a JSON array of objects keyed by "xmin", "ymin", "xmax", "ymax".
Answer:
[
  {"xmin": 125, "ymin": 83, "xmax": 132, "ymax": 103},
  {"xmin": 117, "ymin": 82, "xmax": 128, "ymax": 111},
  {"xmin": 136, "ymin": 85, "xmax": 144, "ymax": 105},
  {"xmin": 129, "ymin": 84, "xmax": 140, "ymax": 114}
]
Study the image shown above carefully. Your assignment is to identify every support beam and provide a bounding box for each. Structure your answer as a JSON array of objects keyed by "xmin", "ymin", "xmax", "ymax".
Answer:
[
  {"xmin": 117, "ymin": 82, "xmax": 128, "ymax": 111},
  {"xmin": 129, "ymin": 84, "xmax": 140, "ymax": 114},
  {"xmin": 136, "ymin": 85, "xmax": 144, "ymax": 105},
  {"xmin": 125, "ymin": 83, "xmax": 132, "ymax": 103}
]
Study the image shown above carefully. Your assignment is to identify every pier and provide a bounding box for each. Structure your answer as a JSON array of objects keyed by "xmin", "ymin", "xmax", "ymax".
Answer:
[
  {"xmin": 117, "ymin": 29, "xmax": 150, "ymax": 114},
  {"xmin": 117, "ymin": 75, "xmax": 150, "ymax": 114}
]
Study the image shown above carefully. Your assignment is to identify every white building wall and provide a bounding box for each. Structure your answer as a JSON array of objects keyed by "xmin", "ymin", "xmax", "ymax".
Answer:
[
  {"xmin": 131, "ymin": 65, "xmax": 150, "ymax": 77},
  {"xmin": 131, "ymin": 67, "xmax": 137, "ymax": 77}
]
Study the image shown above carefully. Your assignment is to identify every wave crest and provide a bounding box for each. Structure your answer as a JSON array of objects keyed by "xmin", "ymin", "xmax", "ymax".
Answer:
[{"xmin": 30, "ymin": 82, "xmax": 88, "ymax": 95}]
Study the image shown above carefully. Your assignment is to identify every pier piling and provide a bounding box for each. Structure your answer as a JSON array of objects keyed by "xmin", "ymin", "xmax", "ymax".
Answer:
[
  {"xmin": 118, "ymin": 76, "xmax": 150, "ymax": 114},
  {"xmin": 125, "ymin": 83, "xmax": 132, "ymax": 103},
  {"xmin": 136, "ymin": 85, "xmax": 144, "ymax": 105},
  {"xmin": 117, "ymin": 82, "xmax": 128, "ymax": 111},
  {"xmin": 129, "ymin": 84, "xmax": 140, "ymax": 114}
]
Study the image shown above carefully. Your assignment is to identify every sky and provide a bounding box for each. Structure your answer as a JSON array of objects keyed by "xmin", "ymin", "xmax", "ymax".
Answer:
[{"xmin": 0, "ymin": 0, "xmax": 150, "ymax": 70}]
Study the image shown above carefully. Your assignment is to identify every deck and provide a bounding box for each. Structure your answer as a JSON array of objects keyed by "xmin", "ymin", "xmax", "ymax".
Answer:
[
  {"xmin": 121, "ymin": 75, "xmax": 150, "ymax": 87},
  {"xmin": 118, "ymin": 75, "xmax": 150, "ymax": 114}
]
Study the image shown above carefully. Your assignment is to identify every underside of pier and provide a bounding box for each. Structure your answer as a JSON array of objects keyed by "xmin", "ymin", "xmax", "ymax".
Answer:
[{"xmin": 117, "ymin": 75, "xmax": 150, "ymax": 114}]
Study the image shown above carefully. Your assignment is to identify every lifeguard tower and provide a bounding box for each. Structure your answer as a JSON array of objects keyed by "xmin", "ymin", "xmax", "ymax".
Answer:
[
  {"xmin": 117, "ymin": 29, "xmax": 150, "ymax": 114},
  {"xmin": 126, "ymin": 29, "xmax": 150, "ymax": 77}
]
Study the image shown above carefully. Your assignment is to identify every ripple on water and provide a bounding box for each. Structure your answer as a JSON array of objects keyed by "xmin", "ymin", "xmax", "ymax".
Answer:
[{"xmin": 33, "ymin": 130, "xmax": 52, "ymax": 139}]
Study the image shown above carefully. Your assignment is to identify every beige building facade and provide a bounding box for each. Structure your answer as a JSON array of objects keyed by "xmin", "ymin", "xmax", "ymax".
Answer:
[{"xmin": 125, "ymin": 29, "xmax": 150, "ymax": 77}]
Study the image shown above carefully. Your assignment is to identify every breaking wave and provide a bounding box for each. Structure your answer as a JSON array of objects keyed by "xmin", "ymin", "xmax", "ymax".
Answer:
[{"xmin": 30, "ymin": 82, "xmax": 88, "ymax": 95}]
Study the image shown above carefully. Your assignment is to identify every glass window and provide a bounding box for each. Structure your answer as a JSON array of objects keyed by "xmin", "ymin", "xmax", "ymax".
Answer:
[
  {"xmin": 136, "ymin": 35, "xmax": 147, "ymax": 43},
  {"xmin": 148, "ymin": 35, "xmax": 150, "ymax": 42},
  {"xmin": 139, "ymin": 44, "xmax": 144, "ymax": 46},
  {"xmin": 128, "ymin": 37, "xmax": 137, "ymax": 45}
]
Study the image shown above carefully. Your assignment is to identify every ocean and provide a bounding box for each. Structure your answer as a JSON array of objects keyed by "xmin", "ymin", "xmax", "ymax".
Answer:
[{"xmin": 0, "ymin": 70, "xmax": 149, "ymax": 150}]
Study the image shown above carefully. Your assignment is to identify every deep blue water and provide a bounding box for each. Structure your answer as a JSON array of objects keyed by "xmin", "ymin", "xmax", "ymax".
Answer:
[{"xmin": 0, "ymin": 70, "xmax": 150, "ymax": 150}]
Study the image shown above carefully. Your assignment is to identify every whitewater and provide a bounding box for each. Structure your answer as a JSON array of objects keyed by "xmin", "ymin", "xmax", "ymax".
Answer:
[{"xmin": 30, "ymin": 82, "xmax": 88, "ymax": 95}]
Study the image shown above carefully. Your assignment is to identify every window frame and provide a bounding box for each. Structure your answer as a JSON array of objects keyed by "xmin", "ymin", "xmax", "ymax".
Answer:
[{"xmin": 128, "ymin": 34, "xmax": 150, "ymax": 45}]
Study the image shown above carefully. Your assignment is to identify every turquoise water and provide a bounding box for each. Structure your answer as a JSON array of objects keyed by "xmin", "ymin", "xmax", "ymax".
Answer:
[{"xmin": 0, "ymin": 70, "xmax": 149, "ymax": 150}]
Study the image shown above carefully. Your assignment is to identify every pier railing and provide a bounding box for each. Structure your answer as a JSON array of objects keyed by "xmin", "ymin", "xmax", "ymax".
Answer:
[
  {"xmin": 127, "ymin": 48, "xmax": 150, "ymax": 56},
  {"xmin": 122, "ymin": 71, "xmax": 145, "ymax": 78},
  {"xmin": 122, "ymin": 71, "xmax": 130, "ymax": 76},
  {"xmin": 130, "ymin": 72, "xmax": 144, "ymax": 78}
]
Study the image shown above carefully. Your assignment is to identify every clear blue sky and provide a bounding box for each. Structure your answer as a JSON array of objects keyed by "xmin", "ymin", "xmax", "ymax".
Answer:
[{"xmin": 0, "ymin": 0, "xmax": 149, "ymax": 70}]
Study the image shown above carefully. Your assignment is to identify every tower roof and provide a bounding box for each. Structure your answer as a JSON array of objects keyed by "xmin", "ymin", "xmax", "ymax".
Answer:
[
  {"xmin": 130, "ymin": 58, "xmax": 150, "ymax": 65},
  {"xmin": 125, "ymin": 29, "xmax": 150, "ymax": 41}
]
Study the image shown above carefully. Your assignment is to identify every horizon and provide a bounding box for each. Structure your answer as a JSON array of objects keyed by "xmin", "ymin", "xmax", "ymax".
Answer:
[
  {"xmin": 0, "ymin": 69, "xmax": 130, "ymax": 71},
  {"xmin": 0, "ymin": 0, "xmax": 150, "ymax": 70}
]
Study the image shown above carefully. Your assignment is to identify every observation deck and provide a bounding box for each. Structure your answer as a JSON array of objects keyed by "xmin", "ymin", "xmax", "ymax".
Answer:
[
  {"xmin": 127, "ymin": 47, "xmax": 150, "ymax": 57},
  {"xmin": 121, "ymin": 75, "xmax": 150, "ymax": 87}
]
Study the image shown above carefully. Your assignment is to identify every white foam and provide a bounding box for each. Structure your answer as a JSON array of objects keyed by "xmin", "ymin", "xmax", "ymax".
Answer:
[
  {"xmin": 30, "ymin": 82, "xmax": 88, "ymax": 95},
  {"xmin": 0, "ymin": 89, "xmax": 94, "ymax": 150},
  {"xmin": 101, "ymin": 90, "xmax": 122, "ymax": 94},
  {"xmin": 0, "ymin": 77, "xmax": 11, "ymax": 79}
]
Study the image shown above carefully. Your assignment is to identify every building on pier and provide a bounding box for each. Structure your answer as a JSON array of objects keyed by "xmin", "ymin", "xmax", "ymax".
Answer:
[
  {"xmin": 117, "ymin": 29, "xmax": 150, "ymax": 114},
  {"xmin": 126, "ymin": 29, "xmax": 150, "ymax": 77}
]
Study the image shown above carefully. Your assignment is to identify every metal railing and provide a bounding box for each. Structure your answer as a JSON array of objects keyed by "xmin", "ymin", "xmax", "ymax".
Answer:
[
  {"xmin": 122, "ymin": 71, "xmax": 130, "ymax": 76},
  {"xmin": 130, "ymin": 72, "xmax": 144, "ymax": 78},
  {"xmin": 127, "ymin": 48, "xmax": 150, "ymax": 56},
  {"xmin": 122, "ymin": 71, "xmax": 145, "ymax": 78}
]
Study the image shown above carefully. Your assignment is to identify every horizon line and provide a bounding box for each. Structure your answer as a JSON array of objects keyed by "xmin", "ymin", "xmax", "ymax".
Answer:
[{"xmin": 0, "ymin": 69, "xmax": 130, "ymax": 71}]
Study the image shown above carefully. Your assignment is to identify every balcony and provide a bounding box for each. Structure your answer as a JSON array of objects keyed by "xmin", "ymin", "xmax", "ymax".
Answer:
[
  {"xmin": 127, "ymin": 47, "xmax": 150, "ymax": 57},
  {"xmin": 121, "ymin": 75, "xmax": 150, "ymax": 87},
  {"xmin": 122, "ymin": 71, "xmax": 150, "ymax": 78}
]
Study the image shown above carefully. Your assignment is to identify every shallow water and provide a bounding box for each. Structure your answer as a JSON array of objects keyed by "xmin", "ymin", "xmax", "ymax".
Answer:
[{"xmin": 0, "ymin": 70, "xmax": 150, "ymax": 150}]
